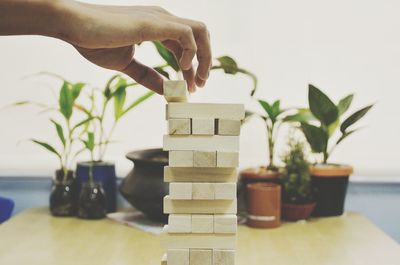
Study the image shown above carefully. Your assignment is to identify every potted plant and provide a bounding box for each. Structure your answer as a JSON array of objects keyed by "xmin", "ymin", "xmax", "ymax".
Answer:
[
  {"xmin": 120, "ymin": 42, "xmax": 258, "ymax": 222},
  {"xmin": 74, "ymin": 74, "xmax": 153, "ymax": 213},
  {"xmin": 14, "ymin": 79, "xmax": 88, "ymax": 216},
  {"xmin": 300, "ymin": 84, "xmax": 373, "ymax": 217},
  {"xmin": 281, "ymin": 133, "xmax": 316, "ymax": 221},
  {"xmin": 77, "ymin": 131, "xmax": 107, "ymax": 219}
]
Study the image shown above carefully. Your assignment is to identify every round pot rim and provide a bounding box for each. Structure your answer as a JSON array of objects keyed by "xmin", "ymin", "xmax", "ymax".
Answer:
[
  {"xmin": 77, "ymin": 161, "xmax": 115, "ymax": 167},
  {"xmin": 240, "ymin": 166, "xmax": 280, "ymax": 180},
  {"xmin": 310, "ymin": 164, "xmax": 353, "ymax": 177},
  {"xmin": 247, "ymin": 182, "xmax": 280, "ymax": 191},
  {"xmin": 125, "ymin": 148, "xmax": 168, "ymax": 165}
]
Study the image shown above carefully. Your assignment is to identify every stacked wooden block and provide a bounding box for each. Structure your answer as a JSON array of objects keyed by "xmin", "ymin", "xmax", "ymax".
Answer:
[{"xmin": 161, "ymin": 81, "xmax": 244, "ymax": 265}]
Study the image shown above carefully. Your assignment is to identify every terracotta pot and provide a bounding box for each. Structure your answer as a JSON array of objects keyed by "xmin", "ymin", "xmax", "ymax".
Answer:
[
  {"xmin": 282, "ymin": 202, "xmax": 316, "ymax": 221},
  {"xmin": 310, "ymin": 164, "xmax": 353, "ymax": 217},
  {"xmin": 246, "ymin": 183, "xmax": 281, "ymax": 228},
  {"xmin": 238, "ymin": 167, "xmax": 281, "ymax": 215}
]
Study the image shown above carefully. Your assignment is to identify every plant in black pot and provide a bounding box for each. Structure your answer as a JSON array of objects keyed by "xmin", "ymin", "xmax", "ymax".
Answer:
[
  {"xmin": 281, "ymin": 133, "xmax": 315, "ymax": 221},
  {"xmin": 300, "ymin": 84, "xmax": 374, "ymax": 217},
  {"xmin": 74, "ymin": 74, "xmax": 154, "ymax": 213},
  {"xmin": 121, "ymin": 42, "xmax": 259, "ymax": 223},
  {"xmin": 77, "ymin": 131, "xmax": 107, "ymax": 219},
  {"xmin": 13, "ymin": 78, "xmax": 88, "ymax": 216}
]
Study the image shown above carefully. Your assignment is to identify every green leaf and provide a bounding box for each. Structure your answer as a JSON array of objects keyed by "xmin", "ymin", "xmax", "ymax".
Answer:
[
  {"xmin": 50, "ymin": 119, "xmax": 66, "ymax": 147},
  {"xmin": 71, "ymin": 83, "xmax": 85, "ymax": 101},
  {"xmin": 83, "ymin": 132, "xmax": 95, "ymax": 151},
  {"xmin": 113, "ymin": 84, "xmax": 126, "ymax": 121},
  {"xmin": 59, "ymin": 81, "xmax": 73, "ymax": 120},
  {"xmin": 216, "ymin": 56, "xmax": 238, "ymax": 74},
  {"xmin": 272, "ymin": 100, "xmax": 281, "ymax": 117},
  {"xmin": 258, "ymin": 100, "xmax": 275, "ymax": 122},
  {"xmin": 122, "ymin": 91, "xmax": 155, "ymax": 116},
  {"xmin": 340, "ymin": 104, "xmax": 373, "ymax": 133},
  {"xmin": 283, "ymin": 109, "xmax": 315, "ymax": 123},
  {"xmin": 30, "ymin": 139, "xmax": 61, "ymax": 159},
  {"xmin": 104, "ymin": 75, "xmax": 121, "ymax": 100},
  {"xmin": 337, "ymin": 129, "xmax": 359, "ymax": 145},
  {"xmin": 71, "ymin": 117, "xmax": 94, "ymax": 132},
  {"xmin": 337, "ymin": 94, "xmax": 354, "ymax": 116},
  {"xmin": 300, "ymin": 123, "xmax": 328, "ymax": 153},
  {"xmin": 153, "ymin": 41, "xmax": 180, "ymax": 71},
  {"xmin": 327, "ymin": 119, "xmax": 339, "ymax": 136},
  {"xmin": 154, "ymin": 66, "xmax": 170, "ymax": 79},
  {"xmin": 308, "ymin": 84, "xmax": 338, "ymax": 126}
]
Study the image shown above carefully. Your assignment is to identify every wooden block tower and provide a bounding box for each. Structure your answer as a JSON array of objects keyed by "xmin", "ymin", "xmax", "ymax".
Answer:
[{"xmin": 161, "ymin": 80, "xmax": 244, "ymax": 265}]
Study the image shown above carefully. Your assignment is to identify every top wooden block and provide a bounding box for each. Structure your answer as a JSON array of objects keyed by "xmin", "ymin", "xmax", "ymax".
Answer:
[
  {"xmin": 163, "ymin": 81, "xmax": 189, "ymax": 102},
  {"xmin": 166, "ymin": 103, "xmax": 245, "ymax": 120}
]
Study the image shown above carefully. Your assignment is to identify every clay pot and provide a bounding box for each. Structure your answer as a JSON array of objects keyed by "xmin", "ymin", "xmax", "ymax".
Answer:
[
  {"xmin": 119, "ymin": 148, "xmax": 168, "ymax": 222},
  {"xmin": 246, "ymin": 183, "xmax": 281, "ymax": 228},
  {"xmin": 310, "ymin": 164, "xmax": 353, "ymax": 217},
  {"xmin": 238, "ymin": 167, "xmax": 281, "ymax": 214},
  {"xmin": 282, "ymin": 202, "xmax": 316, "ymax": 221}
]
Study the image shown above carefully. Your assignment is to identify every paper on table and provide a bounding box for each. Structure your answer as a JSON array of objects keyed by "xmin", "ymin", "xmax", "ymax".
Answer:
[{"xmin": 107, "ymin": 210, "xmax": 164, "ymax": 235}]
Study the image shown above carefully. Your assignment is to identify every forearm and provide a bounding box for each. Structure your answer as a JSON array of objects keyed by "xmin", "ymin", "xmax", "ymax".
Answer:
[{"xmin": 0, "ymin": 0, "xmax": 82, "ymax": 42}]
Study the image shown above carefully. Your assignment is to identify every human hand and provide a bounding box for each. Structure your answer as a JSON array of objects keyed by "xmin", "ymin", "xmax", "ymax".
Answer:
[{"xmin": 66, "ymin": 3, "xmax": 211, "ymax": 94}]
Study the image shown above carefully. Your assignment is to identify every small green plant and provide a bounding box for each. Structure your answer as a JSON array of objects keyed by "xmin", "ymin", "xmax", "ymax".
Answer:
[
  {"xmin": 252, "ymin": 99, "xmax": 313, "ymax": 170},
  {"xmin": 281, "ymin": 135, "xmax": 313, "ymax": 204},
  {"xmin": 301, "ymin": 84, "xmax": 374, "ymax": 164},
  {"xmin": 81, "ymin": 131, "xmax": 96, "ymax": 184},
  {"xmin": 13, "ymin": 79, "xmax": 89, "ymax": 182}
]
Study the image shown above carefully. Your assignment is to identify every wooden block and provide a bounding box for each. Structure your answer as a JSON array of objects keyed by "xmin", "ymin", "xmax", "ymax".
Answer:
[
  {"xmin": 166, "ymin": 103, "xmax": 245, "ymax": 120},
  {"xmin": 193, "ymin": 151, "xmax": 216, "ymax": 167},
  {"xmin": 217, "ymin": 119, "xmax": 241, "ymax": 136},
  {"xmin": 164, "ymin": 167, "xmax": 238, "ymax": 183},
  {"xmin": 161, "ymin": 225, "xmax": 236, "ymax": 249},
  {"xmin": 169, "ymin": 183, "xmax": 192, "ymax": 200},
  {"xmin": 214, "ymin": 183, "xmax": 236, "ymax": 200},
  {"xmin": 161, "ymin": 253, "xmax": 167, "ymax": 265},
  {"xmin": 163, "ymin": 80, "xmax": 188, "ymax": 102},
  {"xmin": 163, "ymin": 196, "xmax": 237, "ymax": 214},
  {"xmin": 191, "ymin": 214, "xmax": 214, "ymax": 233},
  {"xmin": 163, "ymin": 135, "xmax": 239, "ymax": 151},
  {"xmin": 167, "ymin": 249, "xmax": 189, "ymax": 265},
  {"xmin": 214, "ymin": 215, "xmax": 237, "ymax": 234},
  {"xmin": 192, "ymin": 183, "xmax": 214, "ymax": 200},
  {"xmin": 217, "ymin": 152, "xmax": 239, "ymax": 167},
  {"xmin": 190, "ymin": 249, "xmax": 212, "ymax": 265},
  {"xmin": 168, "ymin": 214, "xmax": 191, "ymax": 233},
  {"xmin": 213, "ymin": 249, "xmax": 235, "ymax": 265},
  {"xmin": 192, "ymin": 118, "xmax": 215, "ymax": 135},
  {"xmin": 169, "ymin": 151, "xmax": 193, "ymax": 167},
  {"xmin": 168, "ymin": 119, "xmax": 191, "ymax": 135}
]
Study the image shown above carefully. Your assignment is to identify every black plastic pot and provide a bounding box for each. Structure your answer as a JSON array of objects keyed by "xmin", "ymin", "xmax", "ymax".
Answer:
[
  {"xmin": 49, "ymin": 170, "xmax": 77, "ymax": 217},
  {"xmin": 119, "ymin": 148, "xmax": 168, "ymax": 223},
  {"xmin": 78, "ymin": 182, "xmax": 106, "ymax": 220},
  {"xmin": 310, "ymin": 164, "xmax": 353, "ymax": 217}
]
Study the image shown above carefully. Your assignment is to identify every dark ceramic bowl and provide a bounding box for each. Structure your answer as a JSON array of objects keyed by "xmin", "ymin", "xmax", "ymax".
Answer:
[{"xmin": 119, "ymin": 148, "xmax": 169, "ymax": 223}]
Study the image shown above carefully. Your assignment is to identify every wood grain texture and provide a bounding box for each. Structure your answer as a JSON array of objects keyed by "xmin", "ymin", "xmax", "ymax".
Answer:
[
  {"xmin": 191, "ymin": 118, "xmax": 215, "ymax": 135},
  {"xmin": 193, "ymin": 151, "xmax": 217, "ymax": 168},
  {"xmin": 191, "ymin": 214, "xmax": 214, "ymax": 233},
  {"xmin": 190, "ymin": 249, "xmax": 212, "ymax": 265},
  {"xmin": 167, "ymin": 249, "xmax": 189, "ymax": 265},
  {"xmin": 161, "ymin": 225, "xmax": 236, "ymax": 249},
  {"xmin": 169, "ymin": 183, "xmax": 192, "ymax": 200},
  {"xmin": 168, "ymin": 119, "xmax": 191, "ymax": 135},
  {"xmin": 217, "ymin": 152, "xmax": 239, "ymax": 168},
  {"xmin": 214, "ymin": 214, "xmax": 237, "ymax": 234},
  {"xmin": 213, "ymin": 249, "xmax": 235, "ymax": 265},
  {"xmin": 163, "ymin": 135, "xmax": 239, "ymax": 152},
  {"xmin": 164, "ymin": 167, "xmax": 238, "ymax": 183},
  {"xmin": 217, "ymin": 119, "xmax": 241, "ymax": 136},
  {"xmin": 192, "ymin": 183, "xmax": 215, "ymax": 200},
  {"xmin": 163, "ymin": 196, "xmax": 237, "ymax": 214},
  {"xmin": 168, "ymin": 214, "xmax": 192, "ymax": 233},
  {"xmin": 166, "ymin": 103, "xmax": 245, "ymax": 120},
  {"xmin": 163, "ymin": 80, "xmax": 188, "ymax": 102},
  {"xmin": 169, "ymin": 151, "xmax": 194, "ymax": 167},
  {"xmin": 1, "ymin": 209, "xmax": 399, "ymax": 265}
]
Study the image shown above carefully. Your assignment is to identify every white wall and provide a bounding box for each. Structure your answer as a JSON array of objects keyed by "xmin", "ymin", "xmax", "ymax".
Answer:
[{"xmin": 0, "ymin": 0, "xmax": 399, "ymax": 178}]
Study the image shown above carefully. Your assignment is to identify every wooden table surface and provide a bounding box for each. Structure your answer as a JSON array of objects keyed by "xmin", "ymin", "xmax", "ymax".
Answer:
[{"xmin": 0, "ymin": 208, "xmax": 399, "ymax": 265}]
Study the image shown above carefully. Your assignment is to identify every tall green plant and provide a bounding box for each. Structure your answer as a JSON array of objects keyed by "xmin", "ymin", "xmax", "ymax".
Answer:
[
  {"xmin": 14, "ymin": 79, "xmax": 89, "ymax": 181},
  {"xmin": 301, "ymin": 84, "xmax": 374, "ymax": 164}
]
